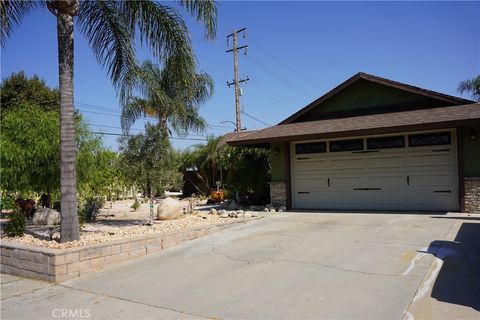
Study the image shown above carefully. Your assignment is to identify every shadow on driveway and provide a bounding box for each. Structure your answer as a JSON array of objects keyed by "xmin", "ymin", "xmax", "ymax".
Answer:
[{"xmin": 423, "ymin": 223, "xmax": 480, "ymax": 311}]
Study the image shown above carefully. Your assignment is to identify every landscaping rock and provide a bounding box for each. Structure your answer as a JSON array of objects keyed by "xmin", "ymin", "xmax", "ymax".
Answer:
[
  {"xmin": 244, "ymin": 211, "xmax": 252, "ymax": 218},
  {"xmin": 263, "ymin": 207, "xmax": 270, "ymax": 212},
  {"xmin": 220, "ymin": 212, "xmax": 229, "ymax": 218},
  {"xmin": 278, "ymin": 206, "xmax": 287, "ymax": 212},
  {"xmin": 227, "ymin": 200, "xmax": 238, "ymax": 211},
  {"xmin": 157, "ymin": 197, "xmax": 183, "ymax": 220},
  {"xmin": 32, "ymin": 208, "xmax": 60, "ymax": 226},
  {"xmin": 228, "ymin": 211, "xmax": 238, "ymax": 218},
  {"xmin": 210, "ymin": 208, "xmax": 218, "ymax": 215},
  {"xmin": 251, "ymin": 212, "xmax": 258, "ymax": 217},
  {"xmin": 270, "ymin": 208, "xmax": 276, "ymax": 213},
  {"xmin": 237, "ymin": 210, "xmax": 244, "ymax": 217}
]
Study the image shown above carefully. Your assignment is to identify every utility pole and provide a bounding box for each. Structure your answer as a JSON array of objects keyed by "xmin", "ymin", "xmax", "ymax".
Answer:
[{"xmin": 226, "ymin": 27, "xmax": 249, "ymax": 132}]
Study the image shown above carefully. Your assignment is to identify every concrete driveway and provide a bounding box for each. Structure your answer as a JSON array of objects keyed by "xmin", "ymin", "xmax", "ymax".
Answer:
[{"xmin": 2, "ymin": 212, "xmax": 479, "ymax": 319}]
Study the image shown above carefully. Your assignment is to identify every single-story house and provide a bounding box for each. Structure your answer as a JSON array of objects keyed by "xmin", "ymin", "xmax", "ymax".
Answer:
[{"xmin": 227, "ymin": 72, "xmax": 480, "ymax": 213}]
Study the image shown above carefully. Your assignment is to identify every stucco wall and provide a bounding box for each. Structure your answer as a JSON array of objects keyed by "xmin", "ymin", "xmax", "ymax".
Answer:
[
  {"xmin": 270, "ymin": 142, "xmax": 286, "ymax": 181},
  {"xmin": 462, "ymin": 125, "xmax": 480, "ymax": 177}
]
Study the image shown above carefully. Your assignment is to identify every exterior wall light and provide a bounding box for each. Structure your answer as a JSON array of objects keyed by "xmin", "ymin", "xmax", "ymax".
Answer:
[
  {"xmin": 274, "ymin": 146, "xmax": 280, "ymax": 155},
  {"xmin": 469, "ymin": 130, "xmax": 476, "ymax": 141}
]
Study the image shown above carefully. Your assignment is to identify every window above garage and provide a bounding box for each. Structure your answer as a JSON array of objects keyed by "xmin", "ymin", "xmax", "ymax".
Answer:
[
  {"xmin": 367, "ymin": 136, "xmax": 405, "ymax": 150},
  {"xmin": 330, "ymin": 139, "xmax": 364, "ymax": 152},
  {"xmin": 295, "ymin": 142, "xmax": 327, "ymax": 154},
  {"xmin": 408, "ymin": 132, "xmax": 451, "ymax": 147}
]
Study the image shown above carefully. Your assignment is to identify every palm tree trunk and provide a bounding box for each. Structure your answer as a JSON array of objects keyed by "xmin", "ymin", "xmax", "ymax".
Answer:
[{"xmin": 57, "ymin": 8, "xmax": 80, "ymax": 242}]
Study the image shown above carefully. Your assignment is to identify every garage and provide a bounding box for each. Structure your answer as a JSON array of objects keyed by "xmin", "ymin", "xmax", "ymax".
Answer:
[
  {"xmin": 292, "ymin": 130, "xmax": 459, "ymax": 211},
  {"xmin": 227, "ymin": 72, "xmax": 480, "ymax": 213}
]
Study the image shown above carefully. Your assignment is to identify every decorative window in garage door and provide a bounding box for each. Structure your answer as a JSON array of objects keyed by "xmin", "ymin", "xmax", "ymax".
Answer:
[
  {"xmin": 295, "ymin": 142, "xmax": 327, "ymax": 154},
  {"xmin": 329, "ymin": 139, "xmax": 364, "ymax": 152},
  {"xmin": 408, "ymin": 132, "xmax": 451, "ymax": 147},
  {"xmin": 367, "ymin": 136, "xmax": 405, "ymax": 150}
]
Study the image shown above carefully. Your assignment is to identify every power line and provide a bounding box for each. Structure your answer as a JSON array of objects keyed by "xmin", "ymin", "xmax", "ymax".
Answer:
[
  {"xmin": 249, "ymin": 40, "xmax": 322, "ymax": 91},
  {"xmin": 241, "ymin": 111, "xmax": 271, "ymax": 127},
  {"xmin": 92, "ymin": 131, "xmax": 208, "ymax": 141}
]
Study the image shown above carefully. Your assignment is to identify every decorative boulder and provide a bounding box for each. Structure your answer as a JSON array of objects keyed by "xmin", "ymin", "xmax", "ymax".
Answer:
[
  {"xmin": 220, "ymin": 212, "xmax": 229, "ymax": 218},
  {"xmin": 244, "ymin": 212, "xmax": 252, "ymax": 218},
  {"xmin": 251, "ymin": 212, "xmax": 258, "ymax": 217},
  {"xmin": 210, "ymin": 208, "xmax": 218, "ymax": 215},
  {"xmin": 228, "ymin": 211, "xmax": 238, "ymax": 218},
  {"xmin": 263, "ymin": 207, "xmax": 270, "ymax": 212},
  {"xmin": 157, "ymin": 197, "xmax": 183, "ymax": 220},
  {"xmin": 278, "ymin": 206, "xmax": 287, "ymax": 212},
  {"xmin": 227, "ymin": 200, "xmax": 238, "ymax": 211},
  {"xmin": 270, "ymin": 208, "xmax": 276, "ymax": 213},
  {"xmin": 32, "ymin": 208, "xmax": 60, "ymax": 226}
]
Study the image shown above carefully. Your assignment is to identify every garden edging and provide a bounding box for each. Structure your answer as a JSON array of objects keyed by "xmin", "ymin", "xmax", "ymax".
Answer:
[{"xmin": 1, "ymin": 218, "xmax": 259, "ymax": 283}]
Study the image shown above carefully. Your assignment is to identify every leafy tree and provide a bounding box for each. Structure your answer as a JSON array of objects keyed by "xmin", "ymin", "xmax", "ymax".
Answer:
[
  {"xmin": 121, "ymin": 59, "xmax": 214, "ymax": 136},
  {"xmin": 458, "ymin": 75, "xmax": 480, "ymax": 101},
  {"xmin": 1, "ymin": 0, "xmax": 217, "ymax": 242},
  {"xmin": 219, "ymin": 146, "xmax": 271, "ymax": 204},
  {"xmin": 118, "ymin": 122, "xmax": 183, "ymax": 201},
  {"xmin": 0, "ymin": 102, "xmax": 114, "ymax": 201},
  {"xmin": 0, "ymin": 71, "xmax": 59, "ymax": 113}
]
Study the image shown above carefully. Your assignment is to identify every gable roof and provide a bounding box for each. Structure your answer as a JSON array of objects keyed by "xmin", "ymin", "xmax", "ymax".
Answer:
[
  {"xmin": 280, "ymin": 72, "xmax": 474, "ymax": 124},
  {"xmin": 228, "ymin": 103, "xmax": 480, "ymax": 146}
]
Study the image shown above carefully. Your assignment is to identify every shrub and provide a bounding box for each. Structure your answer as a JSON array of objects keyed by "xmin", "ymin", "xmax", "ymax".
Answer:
[
  {"xmin": 4, "ymin": 210, "xmax": 26, "ymax": 237},
  {"xmin": 131, "ymin": 198, "xmax": 141, "ymax": 211},
  {"xmin": 79, "ymin": 196, "xmax": 105, "ymax": 223},
  {"xmin": 0, "ymin": 193, "xmax": 15, "ymax": 211}
]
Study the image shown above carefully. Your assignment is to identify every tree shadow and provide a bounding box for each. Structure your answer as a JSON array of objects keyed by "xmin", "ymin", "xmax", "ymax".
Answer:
[{"xmin": 423, "ymin": 223, "xmax": 480, "ymax": 311}]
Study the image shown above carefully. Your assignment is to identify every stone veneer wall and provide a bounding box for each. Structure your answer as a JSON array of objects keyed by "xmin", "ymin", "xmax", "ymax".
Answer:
[
  {"xmin": 269, "ymin": 181, "xmax": 286, "ymax": 207},
  {"xmin": 0, "ymin": 220, "xmax": 252, "ymax": 283},
  {"xmin": 464, "ymin": 177, "xmax": 480, "ymax": 213}
]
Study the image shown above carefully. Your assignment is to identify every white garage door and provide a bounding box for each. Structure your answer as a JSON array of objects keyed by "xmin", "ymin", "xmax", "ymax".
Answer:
[{"xmin": 292, "ymin": 130, "xmax": 459, "ymax": 211}]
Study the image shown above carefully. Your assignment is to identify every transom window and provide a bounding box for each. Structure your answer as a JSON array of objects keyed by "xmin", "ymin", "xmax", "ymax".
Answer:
[
  {"xmin": 367, "ymin": 136, "xmax": 405, "ymax": 150},
  {"xmin": 408, "ymin": 132, "xmax": 451, "ymax": 147},
  {"xmin": 295, "ymin": 142, "xmax": 327, "ymax": 154},
  {"xmin": 329, "ymin": 139, "xmax": 364, "ymax": 152}
]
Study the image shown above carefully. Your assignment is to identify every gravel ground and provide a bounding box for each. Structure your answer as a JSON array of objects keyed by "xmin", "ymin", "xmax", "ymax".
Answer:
[{"xmin": 2, "ymin": 214, "xmax": 252, "ymax": 250}]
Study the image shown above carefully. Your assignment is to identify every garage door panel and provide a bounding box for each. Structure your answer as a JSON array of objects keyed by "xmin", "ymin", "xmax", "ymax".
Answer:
[
  {"xmin": 296, "ymin": 178, "xmax": 328, "ymax": 190},
  {"xmin": 410, "ymin": 174, "xmax": 454, "ymax": 188},
  {"xmin": 331, "ymin": 158, "xmax": 364, "ymax": 170},
  {"xmin": 367, "ymin": 156, "xmax": 405, "ymax": 168},
  {"xmin": 331, "ymin": 176, "xmax": 366, "ymax": 188},
  {"xmin": 368, "ymin": 175, "xmax": 406, "ymax": 188},
  {"xmin": 331, "ymin": 191, "xmax": 366, "ymax": 207},
  {"xmin": 368, "ymin": 191, "xmax": 407, "ymax": 209},
  {"xmin": 410, "ymin": 153, "xmax": 452, "ymax": 166}
]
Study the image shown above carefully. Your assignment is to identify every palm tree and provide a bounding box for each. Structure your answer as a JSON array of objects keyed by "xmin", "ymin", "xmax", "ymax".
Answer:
[
  {"xmin": 121, "ymin": 59, "xmax": 214, "ymax": 137},
  {"xmin": 458, "ymin": 75, "xmax": 480, "ymax": 102},
  {"xmin": 1, "ymin": 0, "xmax": 216, "ymax": 242},
  {"xmin": 199, "ymin": 135, "xmax": 223, "ymax": 187}
]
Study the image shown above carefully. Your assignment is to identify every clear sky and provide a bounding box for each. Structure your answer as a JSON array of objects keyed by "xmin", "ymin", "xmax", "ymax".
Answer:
[{"xmin": 1, "ymin": 1, "xmax": 479, "ymax": 150}]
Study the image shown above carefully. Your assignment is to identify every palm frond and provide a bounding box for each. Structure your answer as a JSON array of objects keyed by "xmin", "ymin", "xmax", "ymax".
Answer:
[
  {"xmin": 77, "ymin": 1, "xmax": 138, "ymax": 103},
  {"xmin": 178, "ymin": 0, "xmax": 217, "ymax": 40},
  {"xmin": 457, "ymin": 75, "xmax": 480, "ymax": 101},
  {"xmin": 120, "ymin": 97, "xmax": 149, "ymax": 133},
  {"xmin": 0, "ymin": 0, "xmax": 42, "ymax": 46}
]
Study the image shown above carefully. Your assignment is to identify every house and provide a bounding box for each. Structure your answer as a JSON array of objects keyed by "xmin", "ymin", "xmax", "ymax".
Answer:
[{"xmin": 227, "ymin": 72, "xmax": 480, "ymax": 213}]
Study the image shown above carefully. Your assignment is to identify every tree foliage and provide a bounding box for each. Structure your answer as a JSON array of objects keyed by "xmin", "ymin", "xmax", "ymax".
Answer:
[
  {"xmin": 118, "ymin": 122, "xmax": 183, "ymax": 198},
  {"xmin": 458, "ymin": 75, "xmax": 480, "ymax": 102},
  {"xmin": 0, "ymin": 71, "xmax": 59, "ymax": 113}
]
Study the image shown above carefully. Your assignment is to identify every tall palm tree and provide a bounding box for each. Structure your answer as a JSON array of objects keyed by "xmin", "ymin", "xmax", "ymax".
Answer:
[
  {"xmin": 458, "ymin": 75, "xmax": 480, "ymax": 102},
  {"xmin": 1, "ymin": 0, "xmax": 216, "ymax": 242},
  {"xmin": 121, "ymin": 59, "xmax": 214, "ymax": 137}
]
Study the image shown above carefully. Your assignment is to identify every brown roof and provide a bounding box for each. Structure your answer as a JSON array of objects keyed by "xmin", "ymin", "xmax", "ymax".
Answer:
[
  {"xmin": 228, "ymin": 103, "xmax": 480, "ymax": 146},
  {"xmin": 280, "ymin": 72, "xmax": 475, "ymax": 124}
]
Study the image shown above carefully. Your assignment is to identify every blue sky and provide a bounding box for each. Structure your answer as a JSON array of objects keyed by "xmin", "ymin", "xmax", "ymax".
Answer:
[{"xmin": 1, "ymin": 1, "xmax": 479, "ymax": 150}]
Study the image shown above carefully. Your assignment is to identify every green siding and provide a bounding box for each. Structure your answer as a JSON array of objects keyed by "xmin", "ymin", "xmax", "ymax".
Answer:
[
  {"xmin": 296, "ymin": 79, "xmax": 446, "ymax": 121},
  {"xmin": 463, "ymin": 125, "xmax": 480, "ymax": 177},
  {"xmin": 271, "ymin": 142, "xmax": 286, "ymax": 181}
]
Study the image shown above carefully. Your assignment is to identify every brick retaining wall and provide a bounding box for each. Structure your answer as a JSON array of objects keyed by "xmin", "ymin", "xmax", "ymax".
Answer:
[{"xmin": 1, "ymin": 220, "xmax": 253, "ymax": 283}]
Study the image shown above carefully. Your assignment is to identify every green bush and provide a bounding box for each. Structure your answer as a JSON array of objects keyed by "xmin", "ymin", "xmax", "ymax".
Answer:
[
  {"xmin": 79, "ymin": 196, "xmax": 105, "ymax": 223},
  {"xmin": 131, "ymin": 198, "xmax": 140, "ymax": 211},
  {"xmin": 0, "ymin": 193, "xmax": 15, "ymax": 211},
  {"xmin": 4, "ymin": 210, "xmax": 26, "ymax": 237}
]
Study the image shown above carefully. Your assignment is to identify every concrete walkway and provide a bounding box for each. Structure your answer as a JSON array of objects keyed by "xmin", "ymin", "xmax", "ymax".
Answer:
[{"xmin": 2, "ymin": 212, "xmax": 479, "ymax": 319}]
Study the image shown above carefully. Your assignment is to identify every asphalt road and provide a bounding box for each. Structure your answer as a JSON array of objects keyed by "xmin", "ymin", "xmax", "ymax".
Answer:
[{"xmin": 2, "ymin": 212, "xmax": 479, "ymax": 319}]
